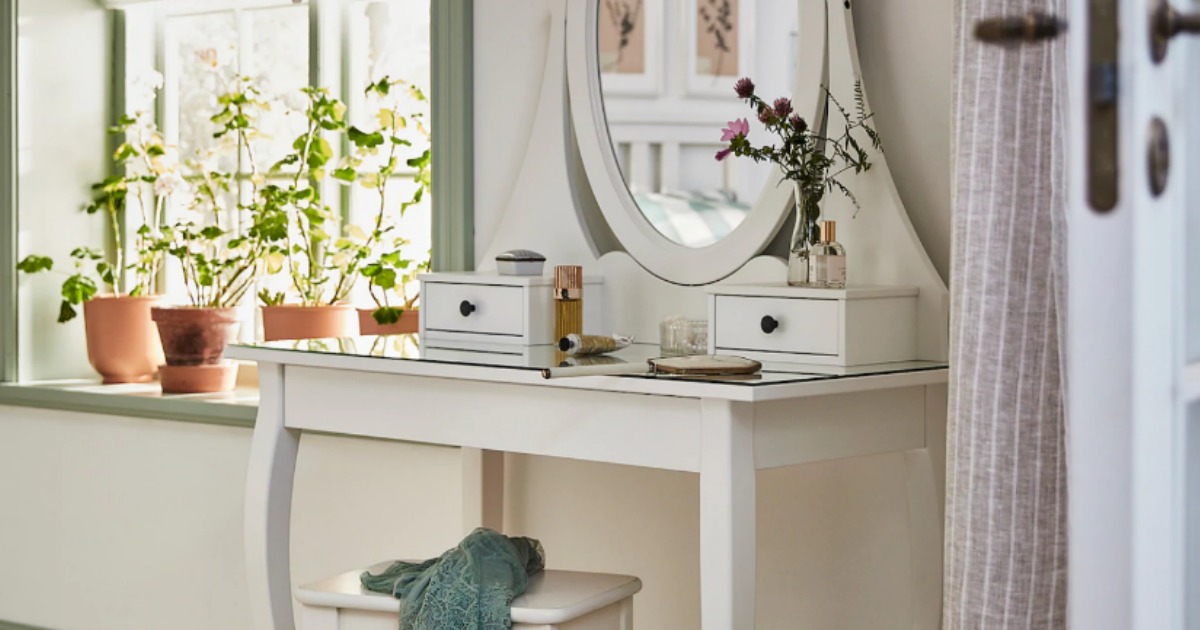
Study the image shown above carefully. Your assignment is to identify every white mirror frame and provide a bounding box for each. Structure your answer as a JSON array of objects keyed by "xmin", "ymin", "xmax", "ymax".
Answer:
[{"xmin": 566, "ymin": 0, "xmax": 830, "ymax": 285}]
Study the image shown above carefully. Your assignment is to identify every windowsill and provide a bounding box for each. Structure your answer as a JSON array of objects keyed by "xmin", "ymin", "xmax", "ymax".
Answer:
[{"xmin": 0, "ymin": 378, "xmax": 259, "ymax": 428}]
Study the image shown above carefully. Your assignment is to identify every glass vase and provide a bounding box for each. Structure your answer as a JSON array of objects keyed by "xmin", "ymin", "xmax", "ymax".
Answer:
[{"xmin": 787, "ymin": 182, "xmax": 822, "ymax": 286}]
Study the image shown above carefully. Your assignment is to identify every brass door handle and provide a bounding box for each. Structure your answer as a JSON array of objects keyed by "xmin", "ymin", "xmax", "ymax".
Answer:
[
  {"xmin": 1152, "ymin": 1, "xmax": 1200, "ymax": 61},
  {"xmin": 974, "ymin": 11, "xmax": 1067, "ymax": 44}
]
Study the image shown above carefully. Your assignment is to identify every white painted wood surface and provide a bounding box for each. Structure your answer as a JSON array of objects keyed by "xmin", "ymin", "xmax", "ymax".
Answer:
[
  {"xmin": 699, "ymin": 399, "xmax": 757, "ymax": 629},
  {"xmin": 230, "ymin": 345, "xmax": 947, "ymax": 630},
  {"xmin": 462, "ymin": 448, "xmax": 505, "ymax": 534},
  {"xmin": 243, "ymin": 363, "xmax": 301, "ymax": 630}
]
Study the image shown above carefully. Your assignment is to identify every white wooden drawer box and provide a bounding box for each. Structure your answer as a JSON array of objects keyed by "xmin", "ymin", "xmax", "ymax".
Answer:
[
  {"xmin": 419, "ymin": 272, "xmax": 605, "ymax": 345},
  {"xmin": 706, "ymin": 284, "xmax": 918, "ymax": 366}
]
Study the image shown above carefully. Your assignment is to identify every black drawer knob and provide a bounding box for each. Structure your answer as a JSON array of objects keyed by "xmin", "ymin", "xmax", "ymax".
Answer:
[
  {"xmin": 760, "ymin": 315, "xmax": 779, "ymax": 334},
  {"xmin": 459, "ymin": 300, "xmax": 477, "ymax": 317}
]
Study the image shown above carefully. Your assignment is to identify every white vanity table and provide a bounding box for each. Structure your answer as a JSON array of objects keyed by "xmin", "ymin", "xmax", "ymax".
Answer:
[
  {"xmin": 232, "ymin": 0, "xmax": 953, "ymax": 626},
  {"xmin": 228, "ymin": 337, "xmax": 947, "ymax": 630}
]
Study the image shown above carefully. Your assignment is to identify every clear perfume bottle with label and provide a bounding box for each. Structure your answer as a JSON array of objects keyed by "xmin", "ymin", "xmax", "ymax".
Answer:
[{"xmin": 809, "ymin": 220, "xmax": 846, "ymax": 288}]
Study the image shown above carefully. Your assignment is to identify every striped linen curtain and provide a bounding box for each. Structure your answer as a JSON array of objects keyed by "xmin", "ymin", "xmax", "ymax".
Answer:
[{"xmin": 943, "ymin": 0, "xmax": 1069, "ymax": 627}]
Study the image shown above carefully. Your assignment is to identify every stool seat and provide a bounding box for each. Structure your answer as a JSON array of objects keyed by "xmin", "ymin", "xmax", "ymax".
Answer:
[{"xmin": 296, "ymin": 562, "xmax": 642, "ymax": 626}]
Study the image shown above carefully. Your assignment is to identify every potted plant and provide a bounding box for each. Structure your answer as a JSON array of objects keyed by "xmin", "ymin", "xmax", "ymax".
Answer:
[
  {"xmin": 332, "ymin": 77, "xmax": 432, "ymax": 335},
  {"xmin": 716, "ymin": 77, "xmax": 880, "ymax": 286},
  {"xmin": 255, "ymin": 86, "xmax": 367, "ymax": 341},
  {"xmin": 152, "ymin": 76, "xmax": 280, "ymax": 392},
  {"xmin": 17, "ymin": 77, "xmax": 179, "ymax": 382}
]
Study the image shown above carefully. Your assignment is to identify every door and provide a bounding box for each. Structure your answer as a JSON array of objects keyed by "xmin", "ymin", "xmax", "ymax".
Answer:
[{"xmin": 1062, "ymin": 0, "xmax": 1197, "ymax": 628}]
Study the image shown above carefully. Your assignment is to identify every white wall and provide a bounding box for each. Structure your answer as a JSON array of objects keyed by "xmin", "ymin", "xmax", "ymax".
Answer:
[
  {"xmin": 851, "ymin": 0, "xmax": 954, "ymax": 281},
  {"xmin": 0, "ymin": 406, "xmax": 463, "ymax": 630},
  {"xmin": 0, "ymin": 405, "xmax": 924, "ymax": 630}
]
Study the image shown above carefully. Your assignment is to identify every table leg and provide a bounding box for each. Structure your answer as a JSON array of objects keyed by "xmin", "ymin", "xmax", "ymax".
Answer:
[
  {"xmin": 462, "ymin": 448, "xmax": 505, "ymax": 534},
  {"xmin": 904, "ymin": 383, "xmax": 948, "ymax": 629},
  {"xmin": 245, "ymin": 363, "xmax": 301, "ymax": 630},
  {"xmin": 700, "ymin": 399, "xmax": 756, "ymax": 629}
]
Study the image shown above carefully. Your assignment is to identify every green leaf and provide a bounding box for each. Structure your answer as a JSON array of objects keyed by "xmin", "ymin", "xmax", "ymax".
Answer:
[
  {"xmin": 347, "ymin": 126, "xmax": 385, "ymax": 149},
  {"xmin": 112, "ymin": 143, "xmax": 137, "ymax": 162},
  {"xmin": 199, "ymin": 225, "xmax": 225, "ymax": 240},
  {"xmin": 373, "ymin": 306, "xmax": 403, "ymax": 325},
  {"xmin": 270, "ymin": 154, "xmax": 300, "ymax": 173},
  {"xmin": 97, "ymin": 262, "xmax": 115, "ymax": 287},
  {"xmin": 257, "ymin": 288, "xmax": 285, "ymax": 306},
  {"xmin": 331, "ymin": 167, "xmax": 357, "ymax": 183},
  {"xmin": 70, "ymin": 247, "xmax": 104, "ymax": 261},
  {"xmin": 301, "ymin": 206, "xmax": 327, "ymax": 226},
  {"xmin": 307, "ymin": 137, "xmax": 333, "ymax": 169},
  {"xmin": 57, "ymin": 301, "xmax": 78, "ymax": 324},
  {"xmin": 372, "ymin": 268, "xmax": 397, "ymax": 290},
  {"xmin": 406, "ymin": 149, "xmax": 431, "ymax": 169},
  {"xmin": 16, "ymin": 255, "xmax": 53, "ymax": 274},
  {"xmin": 61, "ymin": 274, "xmax": 97, "ymax": 306}
]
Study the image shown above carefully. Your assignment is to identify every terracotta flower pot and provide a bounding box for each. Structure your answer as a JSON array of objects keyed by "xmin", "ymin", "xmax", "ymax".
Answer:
[
  {"xmin": 151, "ymin": 306, "xmax": 242, "ymax": 395},
  {"xmin": 83, "ymin": 294, "xmax": 165, "ymax": 384},
  {"xmin": 158, "ymin": 363, "xmax": 239, "ymax": 394},
  {"xmin": 357, "ymin": 308, "xmax": 419, "ymax": 336},
  {"xmin": 151, "ymin": 306, "xmax": 241, "ymax": 366},
  {"xmin": 261, "ymin": 304, "xmax": 356, "ymax": 341}
]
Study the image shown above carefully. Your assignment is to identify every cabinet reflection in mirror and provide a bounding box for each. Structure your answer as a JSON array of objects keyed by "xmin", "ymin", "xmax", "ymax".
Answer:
[{"xmin": 597, "ymin": 0, "xmax": 795, "ymax": 249}]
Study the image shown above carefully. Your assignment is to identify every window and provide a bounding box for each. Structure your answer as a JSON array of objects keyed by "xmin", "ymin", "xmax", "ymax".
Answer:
[{"xmin": 11, "ymin": 0, "xmax": 436, "ymax": 381}]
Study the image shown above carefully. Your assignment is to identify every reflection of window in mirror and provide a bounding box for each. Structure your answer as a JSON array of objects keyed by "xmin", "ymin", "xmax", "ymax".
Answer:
[{"xmin": 597, "ymin": 0, "xmax": 797, "ymax": 249}]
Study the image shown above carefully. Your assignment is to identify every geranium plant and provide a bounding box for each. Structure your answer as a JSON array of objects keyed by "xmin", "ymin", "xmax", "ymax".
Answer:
[
  {"xmin": 161, "ymin": 73, "xmax": 285, "ymax": 308},
  {"xmin": 255, "ymin": 86, "xmax": 366, "ymax": 307},
  {"xmin": 18, "ymin": 72, "xmax": 181, "ymax": 321},
  {"xmin": 716, "ymin": 77, "xmax": 880, "ymax": 252},
  {"xmin": 332, "ymin": 76, "xmax": 432, "ymax": 325}
]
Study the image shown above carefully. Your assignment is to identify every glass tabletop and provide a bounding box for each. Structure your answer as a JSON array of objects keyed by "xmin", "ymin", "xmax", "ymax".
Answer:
[{"xmin": 232, "ymin": 336, "xmax": 948, "ymax": 387}]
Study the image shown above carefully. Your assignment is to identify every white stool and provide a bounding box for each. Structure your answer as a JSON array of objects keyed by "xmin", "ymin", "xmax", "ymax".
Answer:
[{"xmin": 296, "ymin": 562, "xmax": 642, "ymax": 630}]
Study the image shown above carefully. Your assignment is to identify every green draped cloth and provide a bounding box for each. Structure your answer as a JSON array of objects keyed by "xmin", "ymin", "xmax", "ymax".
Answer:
[{"xmin": 360, "ymin": 528, "xmax": 546, "ymax": 630}]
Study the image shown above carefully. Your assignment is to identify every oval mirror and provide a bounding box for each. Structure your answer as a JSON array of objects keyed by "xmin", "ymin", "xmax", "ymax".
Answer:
[{"xmin": 568, "ymin": 0, "xmax": 828, "ymax": 285}]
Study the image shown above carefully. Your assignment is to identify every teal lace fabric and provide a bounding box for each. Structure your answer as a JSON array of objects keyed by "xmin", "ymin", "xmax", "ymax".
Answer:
[{"xmin": 360, "ymin": 528, "xmax": 546, "ymax": 630}]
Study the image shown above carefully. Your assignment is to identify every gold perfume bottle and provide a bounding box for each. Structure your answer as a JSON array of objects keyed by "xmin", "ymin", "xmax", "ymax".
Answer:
[{"xmin": 554, "ymin": 265, "xmax": 584, "ymax": 343}]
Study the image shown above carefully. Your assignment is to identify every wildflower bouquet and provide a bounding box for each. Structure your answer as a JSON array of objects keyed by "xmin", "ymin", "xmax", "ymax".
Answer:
[{"xmin": 716, "ymin": 77, "xmax": 880, "ymax": 276}]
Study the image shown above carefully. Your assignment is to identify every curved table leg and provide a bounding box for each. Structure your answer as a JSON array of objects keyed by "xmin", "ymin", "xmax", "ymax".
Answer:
[{"xmin": 245, "ymin": 362, "xmax": 301, "ymax": 630}]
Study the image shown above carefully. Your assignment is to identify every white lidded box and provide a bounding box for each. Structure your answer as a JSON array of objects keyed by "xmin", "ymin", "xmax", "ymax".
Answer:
[
  {"xmin": 706, "ymin": 284, "xmax": 919, "ymax": 366},
  {"xmin": 420, "ymin": 272, "xmax": 605, "ymax": 346}
]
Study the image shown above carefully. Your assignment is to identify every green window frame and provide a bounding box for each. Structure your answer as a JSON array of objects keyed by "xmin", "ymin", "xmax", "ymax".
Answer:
[{"xmin": 0, "ymin": 0, "xmax": 474, "ymax": 417}]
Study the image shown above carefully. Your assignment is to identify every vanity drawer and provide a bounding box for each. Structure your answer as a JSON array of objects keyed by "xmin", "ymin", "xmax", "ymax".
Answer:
[
  {"xmin": 419, "ymin": 272, "xmax": 605, "ymax": 345},
  {"xmin": 423, "ymin": 282, "xmax": 525, "ymax": 337},
  {"xmin": 713, "ymin": 296, "xmax": 840, "ymax": 356},
  {"xmin": 707, "ymin": 285, "xmax": 919, "ymax": 366}
]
